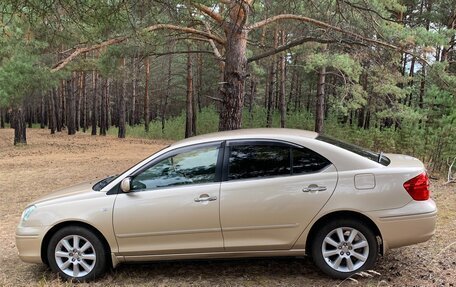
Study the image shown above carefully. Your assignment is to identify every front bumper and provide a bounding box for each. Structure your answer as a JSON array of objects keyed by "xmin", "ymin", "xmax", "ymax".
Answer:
[
  {"xmin": 15, "ymin": 226, "xmax": 46, "ymax": 264},
  {"xmin": 367, "ymin": 199, "xmax": 437, "ymax": 252}
]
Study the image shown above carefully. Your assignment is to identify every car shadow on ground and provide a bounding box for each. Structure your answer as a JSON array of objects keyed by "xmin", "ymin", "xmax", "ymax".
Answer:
[{"xmin": 30, "ymin": 256, "xmax": 346, "ymax": 285}]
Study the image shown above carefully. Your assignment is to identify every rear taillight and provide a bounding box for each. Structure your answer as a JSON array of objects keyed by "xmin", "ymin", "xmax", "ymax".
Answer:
[{"xmin": 403, "ymin": 172, "xmax": 430, "ymax": 201}]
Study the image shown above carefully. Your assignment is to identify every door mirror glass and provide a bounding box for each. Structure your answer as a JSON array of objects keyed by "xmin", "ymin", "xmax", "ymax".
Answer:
[{"xmin": 120, "ymin": 177, "xmax": 132, "ymax": 193}]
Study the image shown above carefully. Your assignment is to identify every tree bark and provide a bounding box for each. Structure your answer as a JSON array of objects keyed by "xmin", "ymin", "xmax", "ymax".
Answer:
[
  {"xmin": 81, "ymin": 72, "xmax": 87, "ymax": 132},
  {"xmin": 315, "ymin": 66, "xmax": 326, "ymax": 133},
  {"xmin": 12, "ymin": 106, "xmax": 27, "ymax": 145},
  {"xmin": 0, "ymin": 108, "xmax": 4, "ymax": 128},
  {"xmin": 67, "ymin": 75, "xmax": 76, "ymax": 135},
  {"xmin": 144, "ymin": 57, "xmax": 150, "ymax": 132},
  {"xmin": 279, "ymin": 30, "xmax": 286, "ymax": 128},
  {"xmin": 100, "ymin": 78, "xmax": 108, "ymax": 136},
  {"xmin": 185, "ymin": 52, "xmax": 195, "ymax": 138},
  {"xmin": 218, "ymin": 2, "xmax": 250, "ymax": 131},
  {"xmin": 40, "ymin": 95, "xmax": 46, "ymax": 129},
  {"xmin": 91, "ymin": 71, "xmax": 98, "ymax": 135},
  {"xmin": 161, "ymin": 47, "xmax": 174, "ymax": 133},
  {"xmin": 118, "ymin": 59, "xmax": 127, "ymax": 138},
  {"xmin": 49, "ymin": 90, "xmax": 57, "ymax": 134}
]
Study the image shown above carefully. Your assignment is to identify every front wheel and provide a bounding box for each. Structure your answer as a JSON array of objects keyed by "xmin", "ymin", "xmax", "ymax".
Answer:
[
  {"xmin": 311, "ymin": 219, "xmax": 378, "ymax": 278},
  {"xmin": 47, "ymin": 226, "xmax": 107, "ymax": 281}
]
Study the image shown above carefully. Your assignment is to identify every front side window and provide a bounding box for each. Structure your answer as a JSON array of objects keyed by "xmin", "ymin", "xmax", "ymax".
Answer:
[
  {"xmin": 131, "ymin": 145, "xmax": 219, "ymax": 191},
  {"xmin": 228, "ymin": 144, "xmax": 291, "ymax": 180}
]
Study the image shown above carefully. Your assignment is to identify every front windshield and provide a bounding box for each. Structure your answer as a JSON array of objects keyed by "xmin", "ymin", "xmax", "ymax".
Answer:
[{"xmin": 317, "ymin": 135, "xmax": 390, "ymax": 166}]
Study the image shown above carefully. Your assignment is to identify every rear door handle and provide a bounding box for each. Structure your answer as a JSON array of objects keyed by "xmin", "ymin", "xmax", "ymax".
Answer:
[
  {"xmin": 194, "ymin": 194, "xmax": 217, "ymax": 202},
  {"xmin": 302, "ymin": 184, "xmax": 327, "ymax": 192}
]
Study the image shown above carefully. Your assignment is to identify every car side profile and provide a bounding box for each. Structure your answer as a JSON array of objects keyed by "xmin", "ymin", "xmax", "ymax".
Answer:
[{"xmin": 16, "ymin": 128, "xmax": 437, "ymax": 281}]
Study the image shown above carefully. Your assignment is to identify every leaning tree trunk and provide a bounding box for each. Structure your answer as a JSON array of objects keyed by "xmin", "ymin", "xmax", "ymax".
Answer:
[{"xmin": 12, "ymin": 106, "xmax": 27, "ymax": 145}]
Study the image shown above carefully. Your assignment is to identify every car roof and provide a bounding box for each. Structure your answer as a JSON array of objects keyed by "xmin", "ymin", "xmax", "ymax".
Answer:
[{"xmin": 170, "ymin": 128, "xmax": 318, "ymax": 148}]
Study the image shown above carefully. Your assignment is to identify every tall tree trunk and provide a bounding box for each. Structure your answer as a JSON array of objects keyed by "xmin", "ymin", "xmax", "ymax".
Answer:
[
  {"xmin": 315, "ymin": 66, "xmax": 326, "ymax": 133},
  {"xmin": 40, "ymin": 95, "xmax": 46, "ymax": 129},
  {"xmin": 279, "ymin": 30, "xmax": 286, "ymax": 128},
  {"xmin": 130, "ymin": 57, "xmax": 137, "ymax": 126},
  {"xmin": 185, "ymin": 52, "xmax": 195, "ymax": 138},
  {"xmin": 106, "ymin": 79, "xmax": 111, "ymax": 130},
  {"xmin": 248, "ymin": 78, "xmax": 257, "ymax": 125},
  {"xmin": 0, "ymin": 108, "xmax": 4, "ymax": 128},
  {"xmin": 12, "ymin": 106, "xmax": 27, "ymax": 145},
  {"xmin": 81, "ymin": 72, "xmax": 87, "ymax": 132},
  {"xmin": 218, "ymin": 3, "xmax": 250, "ymax": 131},
  {"xmin": 49, "ymin": 90, "xmax": 57, "ymax": 134},
  {"xmin": 266, "ymin": 27, "xmax": 278, "ymax": 127},
  {"xmin": 266, "ymin": 62, "xmax": 275, "ymax": 127},
  {"xmin": 197, "ymin": 53, "xmax": 203, "ymax": 113},
  {"xmin": 100, "ymin": 78, "xmax": 108, "ymax": 136},
  {"xmin": 162, "ymin": 47, "xmax": 174, "ymax": 133},
  {"xmin": 118, "ymin": 59, "xmax": 127, "ymax": 138},
  {"xmin": 91, "ymin": 71, "xmax": 98, "ymax": 135},
  {"xmin": 407, "ymin": 57, "xmax": 416, "ymax": 107},
  {"xmin": 60, "ymin": 81, "xmax": 66, "ymax": 129},
  {"xmin": 67, "ymin": 75, "xmax": 76, "ymax": 135},
  {"xmin": 55, "ymin": 86, "xmax": 62, "ymax": 132},
  {"xmin": 144, "ymin": 57, "xmax": 150, "ymax": 132}
]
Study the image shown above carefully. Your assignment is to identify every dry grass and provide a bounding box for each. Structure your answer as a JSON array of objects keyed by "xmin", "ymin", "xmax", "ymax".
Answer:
[{"xmin": 0, "ymin": 128, "xmax": 455, "ymax": 287}]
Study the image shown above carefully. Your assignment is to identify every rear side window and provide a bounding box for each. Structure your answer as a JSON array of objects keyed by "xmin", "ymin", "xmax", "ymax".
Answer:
[
  {"xmin": 228, "ymin": 145, "xmax": 290, "ymax": 180},
  {"xmin": 292, "ymin": 147, "xmax": 331, "ymax": 174},
  {"xmin": 227, "ymin": 143, "xmax": 331, "ymax": 181}
]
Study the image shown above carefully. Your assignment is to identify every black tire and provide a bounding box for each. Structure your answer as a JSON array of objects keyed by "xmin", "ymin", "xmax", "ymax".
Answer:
[
  {"xmin": 47, "ymin": 226, "xmax": 108, "ymax": 282},
  {"xmin": 310, "ymin": 219, "xmax": 378, "ymax": 279}
]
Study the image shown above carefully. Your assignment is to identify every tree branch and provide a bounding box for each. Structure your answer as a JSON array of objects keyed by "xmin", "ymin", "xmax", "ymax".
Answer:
[
  {"xmin": 203, "ymin": 21, "xmax": 224, "ymax": 62},
  {"xmin": 247, "ymin": 14, "xmax": 429, "ymax": 64},
  {"xmin": 191, "ymin": 2, "xmax": 224, "ymax": 24},
  {"xmin": 248, "ymin": 37, "xmax": 368, "ymax": 62},
  {"xmin": 52, "ymin": 24, "xmax": 226, "ymax": 72}
]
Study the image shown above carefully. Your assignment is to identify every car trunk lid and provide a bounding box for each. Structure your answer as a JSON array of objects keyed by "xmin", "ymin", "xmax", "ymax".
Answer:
[{"xmin": 384, "ymin": 153, "xmax": 425, "ymax": 169}]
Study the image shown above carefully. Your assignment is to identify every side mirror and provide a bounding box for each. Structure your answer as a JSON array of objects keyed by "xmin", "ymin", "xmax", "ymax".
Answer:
[{"xmin": 120, "ymin": 177, "xmax": 132, "ymax": 193}]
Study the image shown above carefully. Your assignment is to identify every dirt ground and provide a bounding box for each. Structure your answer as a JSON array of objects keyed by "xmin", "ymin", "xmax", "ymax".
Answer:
[{"xmin": 0, "ymin": 128, "xmax": 455, "ymax": 287}]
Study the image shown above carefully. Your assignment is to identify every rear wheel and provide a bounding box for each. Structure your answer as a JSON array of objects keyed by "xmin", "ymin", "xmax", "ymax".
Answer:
[
  {"xmin": 311, "ymin": 219, "xmax": 378, "ymax": 278},
  {"xmin": 47, "ymin": 226, "xmax": 107, "ymax": 281}
]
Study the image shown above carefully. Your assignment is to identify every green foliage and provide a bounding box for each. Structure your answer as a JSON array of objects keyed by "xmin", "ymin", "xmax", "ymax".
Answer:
[{"xmin": 0, "ymin": 16, "xmax": 56, "ymax": 108}]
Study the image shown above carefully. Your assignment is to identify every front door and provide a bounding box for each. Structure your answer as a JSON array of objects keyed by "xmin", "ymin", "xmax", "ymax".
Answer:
[{"xmin": 113, "ymin": 143, "xmax": 224, "ymax": 255}]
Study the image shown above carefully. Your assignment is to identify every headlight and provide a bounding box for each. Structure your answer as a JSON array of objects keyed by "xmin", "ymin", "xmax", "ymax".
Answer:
[{"xmin": 21, "ymin": 205, "xmax": 36, "ymax": 222}]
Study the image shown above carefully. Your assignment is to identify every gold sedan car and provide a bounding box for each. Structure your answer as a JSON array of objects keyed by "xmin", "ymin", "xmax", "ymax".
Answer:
[{"xmin": 16, "ymin": 129, "xmax": 437, "ymax": 281}]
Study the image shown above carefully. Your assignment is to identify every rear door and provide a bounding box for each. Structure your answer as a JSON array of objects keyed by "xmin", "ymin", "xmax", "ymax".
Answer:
[{"xmin": 220, "ymin": 140, "xmax": 338, "ymax": 251}]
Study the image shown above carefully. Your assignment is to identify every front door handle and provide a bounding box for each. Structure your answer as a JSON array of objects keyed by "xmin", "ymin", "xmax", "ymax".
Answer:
[
  {"xmin": 194, "ymin": 194, "xmax": 217, "ymax": 202},
  {"xmin": 302, "ymin": 184, "xmax": 327, "ymax": 193}
]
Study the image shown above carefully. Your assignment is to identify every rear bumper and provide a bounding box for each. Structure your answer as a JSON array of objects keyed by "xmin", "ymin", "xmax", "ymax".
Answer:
[{"xmin": 367, "ymin": 199, "xmax": 437, "ymax": 252}]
